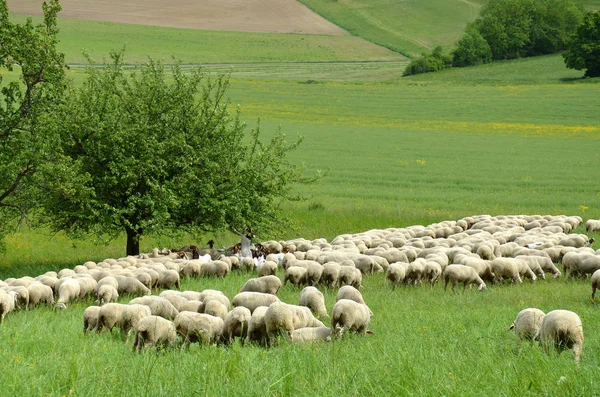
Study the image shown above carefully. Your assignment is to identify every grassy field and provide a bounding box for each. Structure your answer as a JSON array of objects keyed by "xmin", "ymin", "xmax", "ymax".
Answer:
[{"xmin": 8, "ymin": 14, "xmax": 404, "ymax": 65}]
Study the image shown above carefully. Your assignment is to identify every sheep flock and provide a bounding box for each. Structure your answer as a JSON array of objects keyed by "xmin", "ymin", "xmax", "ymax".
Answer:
[{"xmin": 1, "ymin": 214, "xmax": 599, "ymax": 363}]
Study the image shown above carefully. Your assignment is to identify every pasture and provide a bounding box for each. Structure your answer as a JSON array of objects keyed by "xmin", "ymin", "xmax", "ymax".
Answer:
[{"xmin": 2, "ymin": 1, "xmax": 600, "ymax": 395}]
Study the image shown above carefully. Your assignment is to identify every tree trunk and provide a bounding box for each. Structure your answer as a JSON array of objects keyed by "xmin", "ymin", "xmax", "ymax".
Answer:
[{"xmin": 126, "ymin": 227, "xmax": 143, "ymax": 256}]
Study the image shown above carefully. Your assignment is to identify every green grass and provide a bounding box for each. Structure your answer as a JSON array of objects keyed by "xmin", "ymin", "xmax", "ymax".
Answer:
[{"xmin": 9, "ymin": 14, "xmax": 404, "ymax": 65}]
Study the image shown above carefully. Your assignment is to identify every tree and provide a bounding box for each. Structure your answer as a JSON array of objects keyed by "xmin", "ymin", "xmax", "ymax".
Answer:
[
  {"xmin": 43, "ymin": 51, "xmax": 317, "ymax": 255},
  {"xmin": 452, "ymin": 27, "xmax": 493, "ymax": 67},
  {"xmin": 0, "ymin": 0, "xmax": 67, "ymax": 250},
  {"xmin": 564, "ymin": 11, "xmax": 600, "ymax": 78},
  {"xmin": 403, "ymin": 46, "xmax": 452, "ymax": 76}
]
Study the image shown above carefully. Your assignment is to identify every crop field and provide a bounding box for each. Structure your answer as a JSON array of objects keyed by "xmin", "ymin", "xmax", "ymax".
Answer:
[{"xmin": 2, "ymin": 1, "xmax": 600, "ymax": 395}]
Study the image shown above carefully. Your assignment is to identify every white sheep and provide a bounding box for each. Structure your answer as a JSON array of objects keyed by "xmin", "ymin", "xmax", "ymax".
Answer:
[
  {"xmin": 231, "ymin": 291, "xmax": 280, "ymax": 313},
  {"xmin": 490, "ymin": 258, "xmax": 523, "ymax": 284},
  {"xmin": 174, "ymin": 311, "xmax": 224, "ymax": 347},
  {"xmin": 83, "ymin": 305, "xmax": 101, "ymax": 334},
  {"xmin": 26, "ymin": 283, "xmax": 54, "ymax": 307},
  {"xmin": 563, "ymin": 252, "xmax": 600, "ymax": 277},
  {"xmin": 204, "ymin": 300, "xmax": 228, "ymax": 320},
  {"xmin": 586, "ymin": 219, "xmax": 600, "ymax": 233},
  {"xmin": 223, "ymin": 306, "xmax": 252, "ymax": 344},
  {"xmin": 159, "ymin": 291, "xmax": 190, "ymax": 312},
  {"xmin": 386, "ymin": 262, "xmax": 407, "ymax": 288},
  {"xmin": 336, "ymin": 285, "xmax": 367, "ymax": 306},
  {"xmin": 265, "ymin": 302, "xmax": 295, "ymax": 344},
  {"xmin": 508, "ymin": 308, "xmax": 545, "ymax": 340},
  {"xmin": 591, "ymin": 269, "xmax": 600, "ymax": 301},
  {"xmin": 320, "ymin": 262, "xmax": 341, "ymax": 288},
  {"xmin": 0, "ymin": 290, "xmax": 17, "ymax": 323},
  {"xmin": 240, "ymin": 275, "xmax": 282, "ymax": 295},
  {"xmin": 338, "ymin": 266, "xmax": 362, "ymax": 289},
  {"xmin": 299, "ymin": 287, "xmax": 328, "ymax": 319},
  {"xmin": 113, "ymin": 275, "xmax": 151, "ymax": 296},
  {"xmin": 55, "ymin": 278, "xmax": 81, "ymax": 310},
  {"xmin": 199, "ymin": 261, "xmax": 230, "ymax": 278},
  {"xmin": 129, "ymin": 296, "xmax": 179, "ymax": 320},
  {"xmin": 156, "ymin": 269, "xmax": 181, "ymax": 290},
  {"xmin": 422, "ymin": 261, "xmax": 442, "ymax": 286},
  {"xmin": 534, "ymin": 310, "xmax": 584, "ymax": 364},
  {"xmin": 257, "ymin": 260, "xmax": 278, "ymax": 277},
  {"xmin": 133, "ymin": 315, "xmax": 178, "ymax": 352},
  {"xmin": 96, "ymin": 284, "xmax": 119, "ymax": 306},
  {"xmin": 247, "ymin": 306, "xmax": 269, "ymax": 346},
  {"xmin": 97, "ymin": 303, "xmax": 129, "ymax": 332},
  {"xmin": 120, "ymin": 304, "xmax": 152, "ymax": 337},
  {"xmin": 291, "ymin": 326, "xmax": 332, "ymax": 343},
  {"xmin": 443, "ymin": 265, "xmax": 486, "ymax": 292},
  {"xmin": 284, "ymin": 266, "xmax": 308, "ymax": 287},
  {"xmin": 330, "ymin": 299, "xmax": 372, "ymax": 338},
  {"xmin": 305, "ymin": 261, "xmax": 324, "ymax": 286}
]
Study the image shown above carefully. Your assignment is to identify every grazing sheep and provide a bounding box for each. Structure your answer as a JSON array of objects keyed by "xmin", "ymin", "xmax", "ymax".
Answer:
[
  {"xmin": 83, "ymin": 305, "xmax": 101, "ymax": 334},
  {"xmin": 514, "ymin": 259, "xmax": 537, "ymax": 282},
  {"xmin": 257, "ymin": 260, "xmax": 278, "ymax": 277},
  {"xmin": 181, "ymin": 300, "xmax": 205, "ymax": 313},
  {"xmin": 321, "ymin": 262, "xmax": 341, "ymax": 288},
  {"xmin": 591, "ymin": 269, "xmax": 600, "ymax": 301},
  {"xmin": 133, "ymin": 315, "xmax": 178, "ymax": 352},
  {"xmin": 27, "ymin": 283, "xmax": 54, "ymax": 307},
  {"xmin": 299, "ymin": 287, "xmax": 328, "ymax": 319},
  {"xmin": 156, "ymin": 269, "xmax": 181, "ymax": 290},
  {"xmin": 338, "ymin": 266, "xmax": 362, "ymax": 289},
  {"xmin": 291, "ymin": 327, "xmax": 332, "ymax": 343},
  {"xmin": 331, "ymin": 299, "xmax": 372, "ymax": 338},
  {"xmin": 113, "ymin": 275, "xmax": 151, "ymax": 296},
  {"xmin": 490, "ymin": 258, "xmax": 523, "ymax": 284},
  {"xmin": 586, "ymin": 219, "xmax": 600, "ymax": 233},
  {"xmin": 289, "ymin": 304, "xmax": 325, "ymax": 329},
  {"xmin": 422, "ymin": 261, "xmax": 442, "ymax": 286},
  {"xmin": 247, "ymin": 306, "xmax": 269, "ymax": 346},
  {"xmin": 240, "ymin": 275, "xmax": 282, "ymax": 295},
  {"xmin": 508, "ymin": 308, "xmax": 546, "ymax": 340},
  {"xmin": 204, "ymin": 300, "xmax": 228, "ymax": 320},
  {"xmin": 305, "ymin": 261, "xmax": 324, "ymax": 286},
  {"xmin": 223, "ymin": 306, "xmax": 252, "ymax": 344},
  {"xmin": 284, "ymin": 266, "xmax": 308, "ymax": 287},
  {"xmin": 96, "ymin": 284, "xmax": 119, "ymax": 306},
  {"xmin": 0, "ymin": 290, "xmax": 17, "ymax": 323},
  {"xmin": 265, "ymin": 302, "xmax": 295, "ymax": 344},
  {"xmin": 563, "ymin": 252, "xmax": 600, "ymax": 277},
  {"xmin": 181, "ymin": 261, "xmax": 202, "ymax": 278},
  {"xmin": 55, "ymin": 279, "xmax": 80, "ymax": 310},
  {"xmin": 515, "ymin": 256, "xmax": 547, "ymax": 280},
  {"xmin": 336, "ymin": 285, "xmax": 368, "ymax": 306},
  {"xmin": 443, "ymin": 265, "xmax": 486, "ymax": 292},
  {"xmin": 97, "ymin": 303, "xmax": 129, "ymax": 333},
  {"xmin": 405, "ymin": 260, "xmax": 425, "ymax": 285},
  {"xmin": 120, "ymin": 304, "xmax": 152, "ymax": 337},
  {"xmin": 129, "ymin": 296, "xmax": 179, "ymax": 320},
  {"xmin": 199, "ymin": 261, "xmax": 230, "ymax": 279},
  {"xmin": 201, "ymin": 292, "xmax": 230, "ymax": 311},
  {"xmin": 386, "ymin": 262, "xmax": 407, "ymax": 288},
  {"xmin": 158, "ymin": 291, "xmax": 190, "ymax": 312},
  {"xmin": 174, "ymin": 311, "xmax": 225, "ymax": 347},
  {"xmin": 232, "ymin": 292, "xmax": 280, "ymax": 313},
  {"xmin": 534, "ymin": 310, "xmax": 584, "ymax": 364}
]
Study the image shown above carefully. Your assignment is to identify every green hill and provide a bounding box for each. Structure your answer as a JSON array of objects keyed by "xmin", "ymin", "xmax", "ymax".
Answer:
[{"xmin": 299, "ymin": 0, "xmax": 600, "ymax": 57}]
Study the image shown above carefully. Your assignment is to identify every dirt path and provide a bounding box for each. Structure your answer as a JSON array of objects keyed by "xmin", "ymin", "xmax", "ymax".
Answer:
[{"xmin": 7, "ymin": 0, "xmax": 348, "ymax": 35}]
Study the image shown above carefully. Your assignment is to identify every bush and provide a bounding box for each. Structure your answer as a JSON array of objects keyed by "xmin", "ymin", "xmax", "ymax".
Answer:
[
  {"xmin": 452, "ymin": 27, "xmax": 493, "ymax": 67},
  {"xmin": 563, "ymin": 11, "xmax": 600, "ymax": 77},
  {"xmin": 403, "ymin": 46, "xmax": 452, "ymax": 76}
]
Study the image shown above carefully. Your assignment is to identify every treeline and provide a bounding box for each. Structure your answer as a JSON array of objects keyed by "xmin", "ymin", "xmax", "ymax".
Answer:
[{"xmin": 403, "ymin": 0, "xmax": 588, "ymax": 76}]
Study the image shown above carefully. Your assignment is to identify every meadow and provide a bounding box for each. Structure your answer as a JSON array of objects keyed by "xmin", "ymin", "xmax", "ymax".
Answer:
[{"xmin": 2, "ymin": 2, "xmax": 600, "ymax": 395}]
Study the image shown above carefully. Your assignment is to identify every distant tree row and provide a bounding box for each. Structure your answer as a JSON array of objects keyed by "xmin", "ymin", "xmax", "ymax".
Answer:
[{"xmin": 403, "ymin": 0, "xmax": 598, "ymax": 77}]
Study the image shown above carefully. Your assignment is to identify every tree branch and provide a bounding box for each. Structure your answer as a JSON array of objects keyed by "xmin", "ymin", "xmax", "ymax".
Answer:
[{"xmin": 0, "ymin": 165, "xmax": 36, "ymax": 204}]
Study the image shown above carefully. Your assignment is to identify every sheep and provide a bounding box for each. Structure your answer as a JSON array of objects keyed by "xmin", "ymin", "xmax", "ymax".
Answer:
[
  {"xmin": 284, "ymin": 266, "xmax": 308, "ymax": 287},
  {"xmin": 321, "ymin": 262, "xmax": 341, "ymax": 288},
  {"xmin": 299, "ymin": 286, "xmax": 328, "ymax": 319},
  {"xmin": 180, "ymin": 290, "xmax": 202, "ymax": 301},
  {"xmin": 331, "ymin": 299, "xmax": 372, "ymax": 338},
  {"xmin": 386, "ymin": 262, "xmax": 407, "ymax": 288},
  {"xmin": 591, "ymin": 269, "xmax": 600, "ymax": 301},
  {"xmin": 55, "ymin": 279, "xmax": 80, "ymax": 310},
  {"xmin": 289, "ymin": 304, "xmax": 325, "ymax": 329},
  {"xmin": 133, "ymin": 315, "xmax": 178, "ymax": 352},
  {"xmin": 174, "ymin": 311, "xmax": 225, "ymax": 347},
  {"xmin": 0, "ymin": 290, "xmax": 17, "ymax": 323},
  {"xmin": 563, "ymin": 252, "xmax": 600, "ymax": 277},
  {"xmin": 508, "ymin": 308, "xmax": 546, "ymax": 340},
  {"xmin": 113, "ymin": 275, "xmax": 151, "ymax": 296},
  {"xmin": 223, "ymin": 306, "xmax": 252, "ymax": 345},
  {"xmin": 83, "ymin": 305, "xmax": 101, "ymax": 334},
  {"xmin": 231, "ymin": 292, "xmax": 280, "ymax": 314},
  {"xmin": 181, "ymin": 261, "xmax": 203, "ymax": 278},
  {"xmin": 199, "ymin": 261, "xmax": 230, "ymax": 278},
  {"xmin": 405, "ymin": 260, "xmax": 425, "ymax": 285},
  {"xmin": 97, "ymin": 303, "xmax": 129, "ymax": 333},
  {"xmin": 247, "ymin": 306, "xmax": 269, "ymax": 346},
  {"xmin": 443, "ymin": 265, "xmax": 486, "ymax": 292},
  {"xmin": 240, "ymin": 275, "xmax": 282, "ymax": 295},
  {"xmin": 338, "ymin": 266, "xmax": 362, "ymax": 289},
  {"xmin": 156, "ymin": 269, "xmax": 181, "ymax": 290},
  {"xmin": 158, "ymin": 291, "xmax": 189, "ymax": 312},
  {"xmin": 204, "ymin": 300, "xmax": 228, "ymax": 320},
  {"xmin": 129, "ymin": 296, "xmax": 179, "ymax": 320},
  {"xmin": 201, "ymin": 292, "xmax": 230, "ymax": 311},
  {"xmin": 257, "ymin": 260, "xmax": 278, "ymax": 277},
  {"xmin": 305, "ymin": 261, "xmax": 324, "ymax": 286},
  {"xmin": 119, "ymin": 304, "xmax": 152, "ymax": 338},
  {"xmin": 422, "ymin": 261, "xmax": 442, "ymax": 286},
  {"xmin": 534, "ymin": 310, "xmax": 584, "ymax": 364},
  {"xmin": 490, "ymin": 258, "xmax": 523, "ymax": 284},
  {"xmin": 96, "ymin": 284, "xmax": 119, "ymax": 306},
  {"xmin": 586, "ymin": 219, "xmax": 600, "ymax": 233},
  {"xmin": 336, "ymin": 285, "xmax": 368, "ymax": 306},
  {"xmin": 75, "ymin": 276, "xmax": 98, "ymax": 299},
  {"xmin": 514, "ymin": 258, "xmax": 537, "ymax": 282},
  {"xmin": 515, "ymin": 256, "xmax": 547, "ymax": 280},
  {"xmin": 265, "ymin": 302, "xmax": 295, "ymax": 344},
  {"xmin": 181, "ymin": 300, "xmax": 205, "ymax": 313},
  {"xmin": 26, "ymin": 283, "xmax": 54, "ymax": 307},
  {"xmin": 291, "ymin": 327, "xmax": 332, "ymax": 343}
]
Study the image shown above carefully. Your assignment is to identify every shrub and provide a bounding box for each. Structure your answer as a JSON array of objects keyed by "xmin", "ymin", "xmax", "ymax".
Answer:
[
  {"xmin": 563, "ymin": 11, "xmax": 600, "ymax": 77},
  {"xmin": 403, "ymin": 46, "xmax": 452, "ymax": 76}
]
